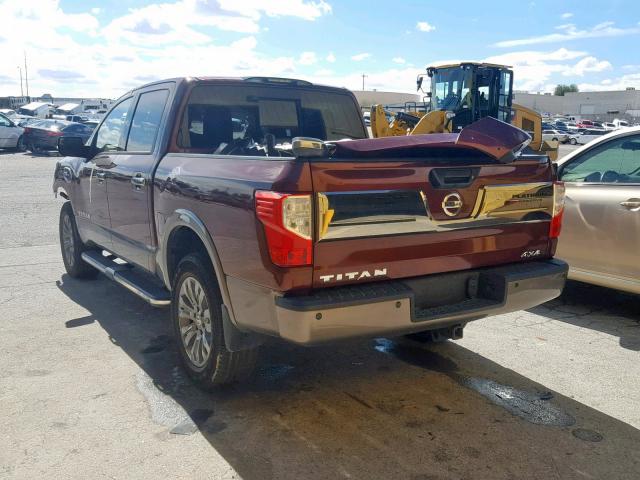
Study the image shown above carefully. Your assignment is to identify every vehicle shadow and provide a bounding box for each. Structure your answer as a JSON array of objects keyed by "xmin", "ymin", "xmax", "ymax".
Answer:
[
  {"xmin": 531, "ymin": 280, "xmax": 640, "ymax": 351},
  {"xmin": 57, "ymin": 274, "xmax": 640, "ymax": 480}
]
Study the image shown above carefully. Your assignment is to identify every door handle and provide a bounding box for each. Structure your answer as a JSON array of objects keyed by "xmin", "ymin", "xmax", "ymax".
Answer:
[
  {"xmin": 620, "ymin": 198, "xmax": 640, "ymax": 211},
  {"xmin": 131, "ymin": 173, "xmax": 146, "ymax": 189}
]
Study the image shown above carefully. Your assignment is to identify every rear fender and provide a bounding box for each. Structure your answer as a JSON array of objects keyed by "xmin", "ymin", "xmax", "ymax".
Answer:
[{"xmin": 158, "ymin": 209, "xmax": 265, "ymax": 352}]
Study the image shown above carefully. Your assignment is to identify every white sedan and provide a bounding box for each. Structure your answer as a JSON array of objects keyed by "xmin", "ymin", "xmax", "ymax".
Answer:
[{"xmin": 0, "ymin": 113, "xmax": 25, "ymax": 150}]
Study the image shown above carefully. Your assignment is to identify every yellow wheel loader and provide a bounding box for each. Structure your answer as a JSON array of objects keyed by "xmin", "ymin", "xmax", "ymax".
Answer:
[{"xmin": 370, "ymin": 62, "xmax": 557, "ymax": 160}]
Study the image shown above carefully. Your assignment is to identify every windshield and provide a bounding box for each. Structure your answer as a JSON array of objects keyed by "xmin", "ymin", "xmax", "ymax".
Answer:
[
  {"xmin": 431, "ymin": 68, "xmax": 473, "ymax": 112},
  {"xmin": 178, "ymin": 84, "xmax": 367, "ymax": 156}
]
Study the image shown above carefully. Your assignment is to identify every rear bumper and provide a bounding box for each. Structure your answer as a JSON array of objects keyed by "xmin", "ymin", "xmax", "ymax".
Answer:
[{"xmin": 269, "ymin": 259, "xmax": 567, "ymax": 344}]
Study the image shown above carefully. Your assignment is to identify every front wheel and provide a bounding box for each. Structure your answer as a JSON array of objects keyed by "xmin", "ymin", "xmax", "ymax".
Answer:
[
  {"xmin": 570, "ymin": 138, "xmax": 577, "ymax": 145},
  {"xmin": 59, "ymin": 202, "xmax": 98, "ymax": 279},
  {"xmin": 172, "ymin": 253, "xmax": 258, "ymax": 389}
]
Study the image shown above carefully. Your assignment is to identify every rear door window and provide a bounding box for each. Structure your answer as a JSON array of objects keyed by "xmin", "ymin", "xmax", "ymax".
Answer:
[{"xmin": 126, "ymin": 89, "xmax": 169, "ymax": 153}]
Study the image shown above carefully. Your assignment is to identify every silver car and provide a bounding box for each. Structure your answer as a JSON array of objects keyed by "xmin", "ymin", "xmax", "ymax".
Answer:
[{"xmin": 556, "ymin": 126, "xmax": 640, "ymax": 294}]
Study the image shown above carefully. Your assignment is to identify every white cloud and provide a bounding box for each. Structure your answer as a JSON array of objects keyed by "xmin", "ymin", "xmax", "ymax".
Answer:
[
  {"xmin": 494, "ymin": 21, "xmax": 640, "ymax": 47},
  {"xmin": 577, "ymin": 73, "xmax": 640, "ymax": 92},
  {"xmin": 416, "ymin": 21, "xmax": 435, "ymax": 32},
  {"xmin": 326, "ymin": 52, "xmax": 336, "ymax": 63},
  {"xmin": 351, "ymin": 52, "xmax": 371, "ymax": 61},
  {"xmin": 484, "ymin": 48, "xmax": 611, "ymax": 92},
  {"xmin": 91, "ymin": 7, "xmax": 101, "ymax": 15},
  {"xmin": 560, "ymin": 12, "xmax": 573, "ymax": 19},
  {"xmin": 563, "ymin": 56, "xmax": 612, "ymax": 76},
  {"xmin": 216, "ymin": 0, "xmax": 331, "ymax": 21},
  {"xmin": 392, "ymin": 57, "xmax": 406, "ymax": 64},
  {"xmin": 298, "ymin": 51, "xmax": 318, "ymax": 65},
  {"xmin": 301, "ymin": 67, "xmax": 424, "ymax": 93}
]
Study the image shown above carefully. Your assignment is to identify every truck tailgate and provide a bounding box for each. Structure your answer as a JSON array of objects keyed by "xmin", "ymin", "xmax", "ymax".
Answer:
[{"xmin": 310, "ymin": 155, "xmax": 556, "ymax": 288}]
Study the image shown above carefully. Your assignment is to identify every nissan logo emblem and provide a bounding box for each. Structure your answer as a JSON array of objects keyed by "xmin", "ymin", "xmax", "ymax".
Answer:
[{"xmin": 442, "ymin": 192, "xmax": 463, "ymax": 217}]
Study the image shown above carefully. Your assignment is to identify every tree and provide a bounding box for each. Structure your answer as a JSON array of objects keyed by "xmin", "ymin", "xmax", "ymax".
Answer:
[{"xmin": 554, "ymin": 84, "xmax": 579, "ymax": 96}]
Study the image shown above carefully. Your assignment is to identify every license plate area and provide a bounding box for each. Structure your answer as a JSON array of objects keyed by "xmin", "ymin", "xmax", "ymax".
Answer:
[{"xmin": 403, "ymin": 270, "xmax": 506, "ymax": 321}]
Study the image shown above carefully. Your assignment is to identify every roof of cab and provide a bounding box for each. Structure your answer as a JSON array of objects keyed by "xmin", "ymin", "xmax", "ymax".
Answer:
[
  {"xmin": 427, "ymin": 62, "xmax": 513, "ymax": 70},
  {"xmin": 132, "ymin": 76, "xmax": 350, "ymax": 93}
]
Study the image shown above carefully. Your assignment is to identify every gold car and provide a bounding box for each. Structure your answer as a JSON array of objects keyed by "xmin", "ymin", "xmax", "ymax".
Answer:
[{"xmin": 556, "ymin": 126, "xmax": 640, "ymax": 294}]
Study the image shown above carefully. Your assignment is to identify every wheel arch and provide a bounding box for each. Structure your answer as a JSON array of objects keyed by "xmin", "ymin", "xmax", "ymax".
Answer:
[{"xmin": 159, "ymin": 209, "xmax": 264, "ymax": 351}]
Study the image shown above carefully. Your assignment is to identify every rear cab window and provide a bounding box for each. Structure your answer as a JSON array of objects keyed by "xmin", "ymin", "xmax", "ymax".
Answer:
[{"xmin": 177, "ymin": 83, "xmax": 367, "ymax": 156}]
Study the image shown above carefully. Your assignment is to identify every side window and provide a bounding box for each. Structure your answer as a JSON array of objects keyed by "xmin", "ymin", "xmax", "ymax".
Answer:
[
  {"xmin": 126, "ymin": 89, "xmax": 169, "ymax": 152},
  {"xmin": 0, "ymin": 115, "xmax": 10, "ymax": 127},
  {"xmin": 96, "ymin": 98, "xmax": 133, "ymax": 151},
  {"xmin": 561, "ymin": 135, "xmax": 640, "ymax": 184}
]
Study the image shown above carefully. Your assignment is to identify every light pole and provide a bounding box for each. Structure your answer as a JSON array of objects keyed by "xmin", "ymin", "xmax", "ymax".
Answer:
[
  {"xmin": 17, "ymin": 66, "xmax": 23, "ymax": 97},
  {"xmin": 361, "ymin": 73, "xmax": 368, "ymax": 91},
  {"xmin": 24, "ymin": 51, "xmax": 29, "ymax": 98}
]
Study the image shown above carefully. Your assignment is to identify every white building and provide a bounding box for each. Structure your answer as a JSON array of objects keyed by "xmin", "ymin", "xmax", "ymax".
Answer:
[{"xmin": 514, "ymin": 88, "xmax": 640, "ymax": 122}]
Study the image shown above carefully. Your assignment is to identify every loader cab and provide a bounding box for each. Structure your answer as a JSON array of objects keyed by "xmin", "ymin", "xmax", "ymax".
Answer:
[{"xmin": 424, "ymin": 63, "xmax": 513, "ymax": 131}]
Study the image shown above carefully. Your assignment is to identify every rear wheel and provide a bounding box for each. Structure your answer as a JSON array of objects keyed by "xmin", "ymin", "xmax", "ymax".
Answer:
[
  {"xmin": 570, "ymin": 138, "xmax": 577, "ymax": 145},
  {"xmin": 172, "ymin": 253, "xmax": 258, "ymax": 389},
  {"xmin": 59, "ymin": 202, "xmax": 98, "ymax": 279}
]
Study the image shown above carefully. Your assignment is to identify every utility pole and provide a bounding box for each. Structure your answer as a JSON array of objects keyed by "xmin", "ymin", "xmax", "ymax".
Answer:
[
  {"xmin": 24, "ymin": 51, "xmax": 29, "ymax": 99},
  {"xmin": 361, "ymin": 73, "xmax": 368, "ymax": 91},
  {"xmin": 17, "ymin": 66, "xmax": 23, "ymax": 97}
]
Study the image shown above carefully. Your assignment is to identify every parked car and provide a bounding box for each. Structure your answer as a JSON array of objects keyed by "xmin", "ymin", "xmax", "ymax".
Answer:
[
  {"xmin": 0, "ymin": 113, "xmax": 25, "ymax": 150},
  {"xmin": 52, "ymin": 76, "xmax": 567, "ymax": 390},
  {"xmin": 574, "ymin": 128, "xmax": 608, "ymax": 145},
  {"xmin": 602, "ymin": 122, "xmax": 617, "ymax": 131},
  {"xmin": 14, "ymin": 117, "xmax": 45, "ymax": 128},
  {"xmin": 613, "ymin": 119, "xmax": 630, "ymax": 129},
  {"xmin": 556, "ymin": 126, "xmax": 640, "ymax": 294},
  {"xmin": 542, "ymin": 129, "xmax": 569, "ymax": 143},
  {"xmin": 0, "ymin": 108, "xmax": 17, "ymax": 118},
  {"xmin": 577, "ymin": 120, "xmax": 595, "ymax": 128},
  {"xmin": 83, "ymin": 119, "xmax": 100, "ymax": 130},
  {"xmin": 23, "ymin": 120, "xmax": 93, "ymax": 153}
]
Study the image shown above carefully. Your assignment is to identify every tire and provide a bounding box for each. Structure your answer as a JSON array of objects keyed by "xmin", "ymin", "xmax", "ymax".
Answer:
[
  {"xmin": 59, "ymin": 202, "xmax": 98, "ymax": 279},
  {"xmin": 15, "ymin": 136, "xmax": 26, "ymax": 152},
  {"xmin": 172, "ymin": 253, "xmax": 258, "ymax": 389},
  {"xmin": 570, "ymin": 138, "xmax": 577, "ymax": 145},
  {"xmin": 552, "ymin": 137, "xmax": 558, "ymax": 142}
]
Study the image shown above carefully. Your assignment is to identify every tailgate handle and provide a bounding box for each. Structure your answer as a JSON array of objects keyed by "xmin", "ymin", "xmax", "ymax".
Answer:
[{"xmin": 429, "ymin": 168, "xmax": 478, "ymax": 188}]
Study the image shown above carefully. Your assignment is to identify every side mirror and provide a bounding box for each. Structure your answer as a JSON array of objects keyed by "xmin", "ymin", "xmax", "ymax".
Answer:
[
  {"xmin": 292, "ymin": 137, "xmax": 329, "ymax": 159},
  {"xmin": 58, "ymin": 136, "xmax": 91, "ymax": 158}
]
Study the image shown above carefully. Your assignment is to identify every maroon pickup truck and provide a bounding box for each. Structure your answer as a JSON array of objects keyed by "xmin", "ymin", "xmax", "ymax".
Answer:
[{"xmin": 53, "ymin": 77, "xmax": 567, "ymax": 389}]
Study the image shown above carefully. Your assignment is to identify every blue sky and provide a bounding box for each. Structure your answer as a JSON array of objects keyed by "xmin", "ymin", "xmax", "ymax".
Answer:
[{"xmin": 0, "ymin": 0, "xmax": 638, "ymax": 98}]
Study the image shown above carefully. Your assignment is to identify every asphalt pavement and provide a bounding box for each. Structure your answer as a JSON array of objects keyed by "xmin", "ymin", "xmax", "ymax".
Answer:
[{"xmin": 0, "ymin": 148, "xmax": 638, "ymax": 480}]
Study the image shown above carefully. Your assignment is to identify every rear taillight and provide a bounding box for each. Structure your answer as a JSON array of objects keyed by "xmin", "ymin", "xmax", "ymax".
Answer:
[
  {"xmin": 550, "ymin": 181, "xmax": 565, "ymax": 238},
  {"xmin": 47, "ymin": 130, "xmax": 63, "ymax": 137},
  {"xmin": 255, "ymin": 191, "xmax": 312, "ymax": 267}
]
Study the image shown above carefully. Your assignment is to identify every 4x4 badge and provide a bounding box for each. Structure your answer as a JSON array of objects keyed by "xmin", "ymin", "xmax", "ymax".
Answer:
[{"xmin": 442, "ymin": 192, "xmax": 463, "ymax": 217}]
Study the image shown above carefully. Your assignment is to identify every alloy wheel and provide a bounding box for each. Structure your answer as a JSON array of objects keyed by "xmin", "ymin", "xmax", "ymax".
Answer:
[
  {"xmin": 61, "ymin": 214, "xmax": 75, "ymax": 268},
  {"xmin": 178, "ymin": 276, "xmax": 213, "ymax": 368}
]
